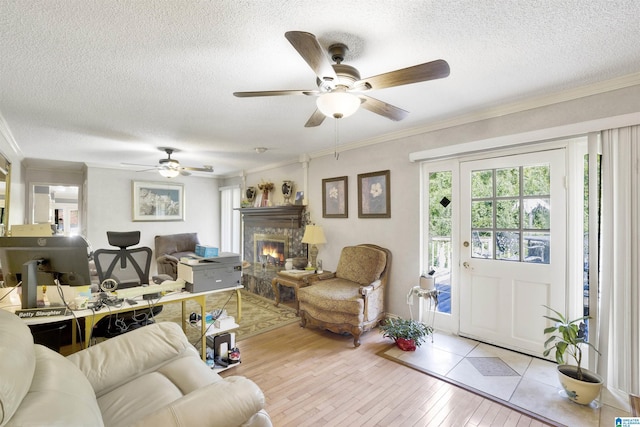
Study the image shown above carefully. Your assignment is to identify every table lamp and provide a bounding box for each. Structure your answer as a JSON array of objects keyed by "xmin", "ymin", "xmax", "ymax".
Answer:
[{"xmin": 301, "ymin": 225, "xmax": 326, "ymax": 268}]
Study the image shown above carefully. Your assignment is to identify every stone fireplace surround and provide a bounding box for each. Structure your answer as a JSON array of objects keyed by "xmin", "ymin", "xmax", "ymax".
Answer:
[{"xmin": 239, "ymin": 206, "xmax": 307, "ymax": 301}]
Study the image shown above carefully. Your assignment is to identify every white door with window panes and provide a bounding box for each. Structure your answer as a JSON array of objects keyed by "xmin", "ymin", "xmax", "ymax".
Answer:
[{"xmin": 459, "ymin": 150, "xmax": 566, "ymax": 356}]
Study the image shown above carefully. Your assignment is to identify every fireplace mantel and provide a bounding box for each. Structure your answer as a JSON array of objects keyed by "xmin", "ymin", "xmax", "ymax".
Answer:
[{"xmin": 238, "ymin": 205, "xmax": 306, "ymax": 228}]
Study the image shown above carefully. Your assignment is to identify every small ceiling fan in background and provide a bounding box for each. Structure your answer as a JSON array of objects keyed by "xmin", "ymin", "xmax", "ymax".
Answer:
[
  {"xmin": 234, "ymin": 31, "xmax": 450, "ymax": 127},
  {"xmin": 123, "ymin": 147, "xmax": 214, "ymax": 178}
]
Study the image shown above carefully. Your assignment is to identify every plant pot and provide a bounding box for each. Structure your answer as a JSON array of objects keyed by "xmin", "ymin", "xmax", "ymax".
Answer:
[
  {"xmin": 396, "ymin": 338, "xmax": 416, "ymax": 351},
  {"xmin": 557, "ymin": 364, "xmax": 603, "ymax": 405}
]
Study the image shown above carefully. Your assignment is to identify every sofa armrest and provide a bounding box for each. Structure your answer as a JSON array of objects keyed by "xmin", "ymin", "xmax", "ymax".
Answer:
[
  {"xmin": 359, "ymin": 279, "xmax": 382, "ymax": 296},
  {"xmin": 67, "ymin": 322, "xmax": 195, "ymax": 395},
  {"xmin": 130, "ymin": 376, "xmax": 271, "ymax": 427},
  {"xmin": 157, "ymin": 254, "xmax": 179, "ymax": 265}
]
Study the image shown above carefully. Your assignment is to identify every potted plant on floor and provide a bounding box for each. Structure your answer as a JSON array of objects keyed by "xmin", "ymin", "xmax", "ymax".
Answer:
[
  {"xmin": 380, "ymin": 317, "xmax": 433, "ymax": 351},
  {"xmin": 543, "ymin": 305, "xmax": 603, "ymax": 405}
]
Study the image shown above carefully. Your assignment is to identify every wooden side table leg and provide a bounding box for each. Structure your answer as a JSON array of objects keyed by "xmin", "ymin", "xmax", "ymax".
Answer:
[{"xmin": 271, "ymin": 278, "xmax": 281, "ymax": 307}]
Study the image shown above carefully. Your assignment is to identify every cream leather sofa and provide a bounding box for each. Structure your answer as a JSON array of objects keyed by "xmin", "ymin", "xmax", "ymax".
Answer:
[{"xmin": 0, "ymin": 309, "xmax": 272, "ymax": 426}]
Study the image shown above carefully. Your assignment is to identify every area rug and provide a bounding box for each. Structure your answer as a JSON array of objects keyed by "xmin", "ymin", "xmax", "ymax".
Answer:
[{"xmin": 153, "ymin": 289, "xmax": 298, "ymax": 347}]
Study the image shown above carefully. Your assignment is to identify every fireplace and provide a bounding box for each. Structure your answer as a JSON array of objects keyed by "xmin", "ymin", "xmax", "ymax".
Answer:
[{"xmin": 254, "ymin": 233, "xmax": 289, "ymax": 266}]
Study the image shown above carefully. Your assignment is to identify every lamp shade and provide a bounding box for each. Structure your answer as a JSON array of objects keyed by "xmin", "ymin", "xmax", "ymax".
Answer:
[
  {"xmin": 316, "ymin": 91, "xmax": 360, "ymax": 119},
  {"xmin": 159, "ymin": 167, "xmax": 180, "ymax": 178},
  {"xmin": 301, "ymin": 225, "xmax": 326, "ymax": 245}
]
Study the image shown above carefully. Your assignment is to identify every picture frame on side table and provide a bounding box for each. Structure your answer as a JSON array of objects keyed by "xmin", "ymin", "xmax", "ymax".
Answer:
[
  {"xmin": 357, "ymin": 170, "xmax": 390, "ymax": 218},
  {"xmin": 132, "ymin": 181, "xmax": 184, "ymax": 221},
  {"xmin": 322, "ymin": 176, "xmax": 348, "ymax": 218}
]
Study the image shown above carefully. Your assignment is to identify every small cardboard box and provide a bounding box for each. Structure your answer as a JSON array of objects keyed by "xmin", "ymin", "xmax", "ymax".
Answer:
[{"xmin": 195, "ymin": 245, "xmax": 219, "ymax": 258}]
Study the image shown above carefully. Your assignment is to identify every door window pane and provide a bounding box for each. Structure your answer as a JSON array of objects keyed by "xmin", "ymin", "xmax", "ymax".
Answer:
[
  {"xmin": 496, "ymin": 199, "xmax": 520, "ymax": 229},
  {"xmin": 523, "ymin": 165, "xmax": 550, "ymax": 196},
  {"xmin": 523, "ymin": 198, "xmax": 550, "ymax": 229},
  {"xmin": 472, "ymin": 170, "xmax": 493, "ymax": 198},
  {"xmin": 524, "ymin": 232, "xmax": 550, "ymax": 263},
  {"xmin": 471, "ymin": 201, "xmax": 493, "ymax": 228},
  {"xmin": 427, "ymin": 171, "xmax": 452, "ymax": 314},
  {"xmin": 496, "ymin": 167, "xmax": 519, "ymax": 197},
  {"xmin": 496, "ymin": 231, "xmax": 520, "ymax": 261}
]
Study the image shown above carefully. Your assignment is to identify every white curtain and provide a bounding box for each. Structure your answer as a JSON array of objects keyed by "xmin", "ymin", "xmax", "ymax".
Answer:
[
  {"xmin": 598, "ymin": 125, "xmax": 640, "ymax": 395},
  {"xmin": 220, "ymin": 186, "xmax": 241, "ymax": 253}
]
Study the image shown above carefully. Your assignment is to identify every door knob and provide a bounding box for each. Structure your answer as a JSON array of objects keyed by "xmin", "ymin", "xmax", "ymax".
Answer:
[{"xmin": 463, "ymin": 261, "xmax": 470, "ymax": 269}]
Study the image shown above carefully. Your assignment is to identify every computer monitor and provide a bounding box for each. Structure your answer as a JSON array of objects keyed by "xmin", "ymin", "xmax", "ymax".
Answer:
[{"xmin": 0, "ymin": 236, "xmax": 92, "ymax": 309}]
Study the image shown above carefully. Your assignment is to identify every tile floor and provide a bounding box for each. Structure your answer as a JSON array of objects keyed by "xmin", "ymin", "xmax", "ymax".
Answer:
[{"xmin": 384, "ymin": 331, "xmax": 632, "ymax": 426}]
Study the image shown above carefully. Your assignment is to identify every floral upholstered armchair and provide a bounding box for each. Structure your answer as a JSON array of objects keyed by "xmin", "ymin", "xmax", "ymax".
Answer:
[{"xmin": 297, "ymin": 244, "xmax": 391, "ymax": 347}]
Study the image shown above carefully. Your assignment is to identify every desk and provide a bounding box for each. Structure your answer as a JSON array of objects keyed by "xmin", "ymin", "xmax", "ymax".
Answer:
[
  {"xmin": 6, "ymin": 285, "xmax": 242, "ymax": 361},
  {"xmin": 271, "ymin": 270, "xmax": 332, "ymax": 314}
]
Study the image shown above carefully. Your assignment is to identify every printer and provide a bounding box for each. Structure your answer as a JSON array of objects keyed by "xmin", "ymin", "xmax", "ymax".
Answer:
[{"xmin": 177, "ymin": 252, "xmax": 242, "ymax": 293}]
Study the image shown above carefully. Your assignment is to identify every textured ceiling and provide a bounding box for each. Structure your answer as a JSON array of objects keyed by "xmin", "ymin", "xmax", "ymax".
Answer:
[{"xmin": 1, "ymin": 1, "xmax": 640, "ymax": 176}]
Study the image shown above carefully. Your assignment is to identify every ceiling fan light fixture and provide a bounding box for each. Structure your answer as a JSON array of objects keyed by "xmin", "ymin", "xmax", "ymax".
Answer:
[
  {"xmin": 158, "ymin": 167, "xmax": 180, "ymax": 178},
  {"xmin": 316, "ymin": 91, "xmax": 360, "ymax": 119}
]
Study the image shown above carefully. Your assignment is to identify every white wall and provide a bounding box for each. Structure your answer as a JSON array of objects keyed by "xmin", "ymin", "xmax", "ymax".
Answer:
[{"xmin": 86, "ymin": 167, "xmax": 220, "ymax": 274}]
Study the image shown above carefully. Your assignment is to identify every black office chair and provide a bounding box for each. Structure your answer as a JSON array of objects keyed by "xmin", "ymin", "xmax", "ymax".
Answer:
[
  {"xmin": 92, "ymin": 231, "xmax": 161, "ymax": 338},
  {"xmin": 94, "ymin": 231, "xmax": 152, "ymax": 288}
]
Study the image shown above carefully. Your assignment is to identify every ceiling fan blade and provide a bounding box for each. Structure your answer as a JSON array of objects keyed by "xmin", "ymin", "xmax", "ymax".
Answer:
[
  {"xmin": 285, "ymin": 31, "xmax": 338, "ymax": 86},
  {"xmin": 304, "ymin": 109, "xmax": 326, "ymax": 127},
  {"xmin": 359, "ymin": 95, "xmax": 409, "ymax": 121},
  {"xmin": 356, "ymin": 59, "xmax": 450, "ymax": 91},
  {"xmin": 233, "ymin": 90, "xmax": 311, "ymax": 98},
  {"xmin": 182, "ymin": 165, "xmax": 214, "ymax": 173},
  {"xmin": 122, "ymin": 162, "xmax": 157, "ymax": 168}
]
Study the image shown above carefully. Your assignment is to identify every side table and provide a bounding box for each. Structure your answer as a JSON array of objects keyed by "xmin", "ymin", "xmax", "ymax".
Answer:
[{"xmin": 271, "ymin": 270, "xmax": 333, "ymax": 315}]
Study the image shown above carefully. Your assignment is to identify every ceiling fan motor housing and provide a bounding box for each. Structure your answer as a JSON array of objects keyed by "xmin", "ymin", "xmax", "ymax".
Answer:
[{"xmin": 317, "ymin": 64, "xmax": 360, "ymax": 91}]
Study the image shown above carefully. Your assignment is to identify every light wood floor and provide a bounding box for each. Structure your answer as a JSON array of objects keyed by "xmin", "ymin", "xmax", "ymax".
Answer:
[{"xmin": 221, "ymin": 321, "xmax": 554, "ymax": 427}]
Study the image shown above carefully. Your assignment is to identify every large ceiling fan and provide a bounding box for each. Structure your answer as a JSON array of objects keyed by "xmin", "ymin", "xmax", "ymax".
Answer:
[
  {"xmin": 123, "ymin": 147, "xmax": 213, "ymax": 178},
  {"xmin": 234, "ymin": 31, "xmax": 450, "ymax": 127}
]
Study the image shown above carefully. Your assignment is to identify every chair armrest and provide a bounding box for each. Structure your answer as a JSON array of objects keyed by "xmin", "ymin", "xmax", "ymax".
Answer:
[
  {"xmin": 67, "ymin": 322, "xmax": 195, "ymax": 395},
  {"xmin": 157, "ymin": 254, "xmax": 179, "ymax": 265},
  {"xmin": 306, "ymin": 271, "xmax": 335, "ymax": 284},
  {"xmin": 360, "ymin": 279, "xmax": 382, "ymax": 296},
  {"xmin": 130, "ymin": 376, "xmax": 270, "ymax": 427}
]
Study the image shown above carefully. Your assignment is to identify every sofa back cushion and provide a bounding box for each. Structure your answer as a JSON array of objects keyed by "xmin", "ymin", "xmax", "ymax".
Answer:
[
  {"xmin": 0, "ymin": 309, "xmax": 36, "ymax": 426},
  {"xmin": 335, "ymin": 245, "xmax": 387, "ymax": 286},
  {"xmin": 7, "ymin": 346, "xmax": 103, "ymax": 426},
  {"xmin": 154, "ymin": 233, "xmax": 199, "ymax": 256}
]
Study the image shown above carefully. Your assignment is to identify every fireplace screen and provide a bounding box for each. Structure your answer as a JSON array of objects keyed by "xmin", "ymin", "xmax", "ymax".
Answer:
[{"xmin": 254, "ymin": 233, "xmax": 289, "ymax": 266}]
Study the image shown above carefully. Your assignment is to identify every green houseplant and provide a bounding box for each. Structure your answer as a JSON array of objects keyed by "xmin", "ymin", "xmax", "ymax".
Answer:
[
  {"xmin": 380, "ymin": 317, "xmax": 433, "ymax": 351},
  {"xmin": 543, "ymin": 305, "xmax": 603, "ymax": 405}
]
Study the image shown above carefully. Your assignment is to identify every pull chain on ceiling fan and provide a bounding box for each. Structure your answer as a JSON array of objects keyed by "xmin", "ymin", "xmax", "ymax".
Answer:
[{"xmin": 234, "ymin": 31, "xmax": 450, "ymax": 127}]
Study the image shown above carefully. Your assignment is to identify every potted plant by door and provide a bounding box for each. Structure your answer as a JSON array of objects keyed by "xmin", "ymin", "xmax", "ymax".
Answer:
[
  {"xmin": 543, "ymin": 305, "xmax": 603, "ymax": 405},
  {"xmin": 379, "ymin": 317, "xmax": 433, "ymax": 351}
]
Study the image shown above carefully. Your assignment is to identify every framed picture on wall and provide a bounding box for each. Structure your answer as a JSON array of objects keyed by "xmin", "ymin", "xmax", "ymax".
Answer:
[
  {"xmin": 357, "ymin": 170, "xmax": 390, "ymax": 218},
  {"xmin": 132, "ymin": 181, "xmax": 184, "ymax": 221},
  {"xmin": 322, "ymin": 176, "xmax": 348, "ymax": 218}
]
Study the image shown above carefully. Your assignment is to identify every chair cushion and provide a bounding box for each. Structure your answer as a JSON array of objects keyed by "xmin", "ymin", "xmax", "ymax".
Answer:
[
  {"xmin": 298, "ymin": 278, "xmax": 364, "ymax": 315},
  {"xmin": 97, "ymin": 356, "xmax": 221, "ymax": 426},
  {"xmin": 335, "ymin": 246, "xmax": 386, "ymax": 286}
]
